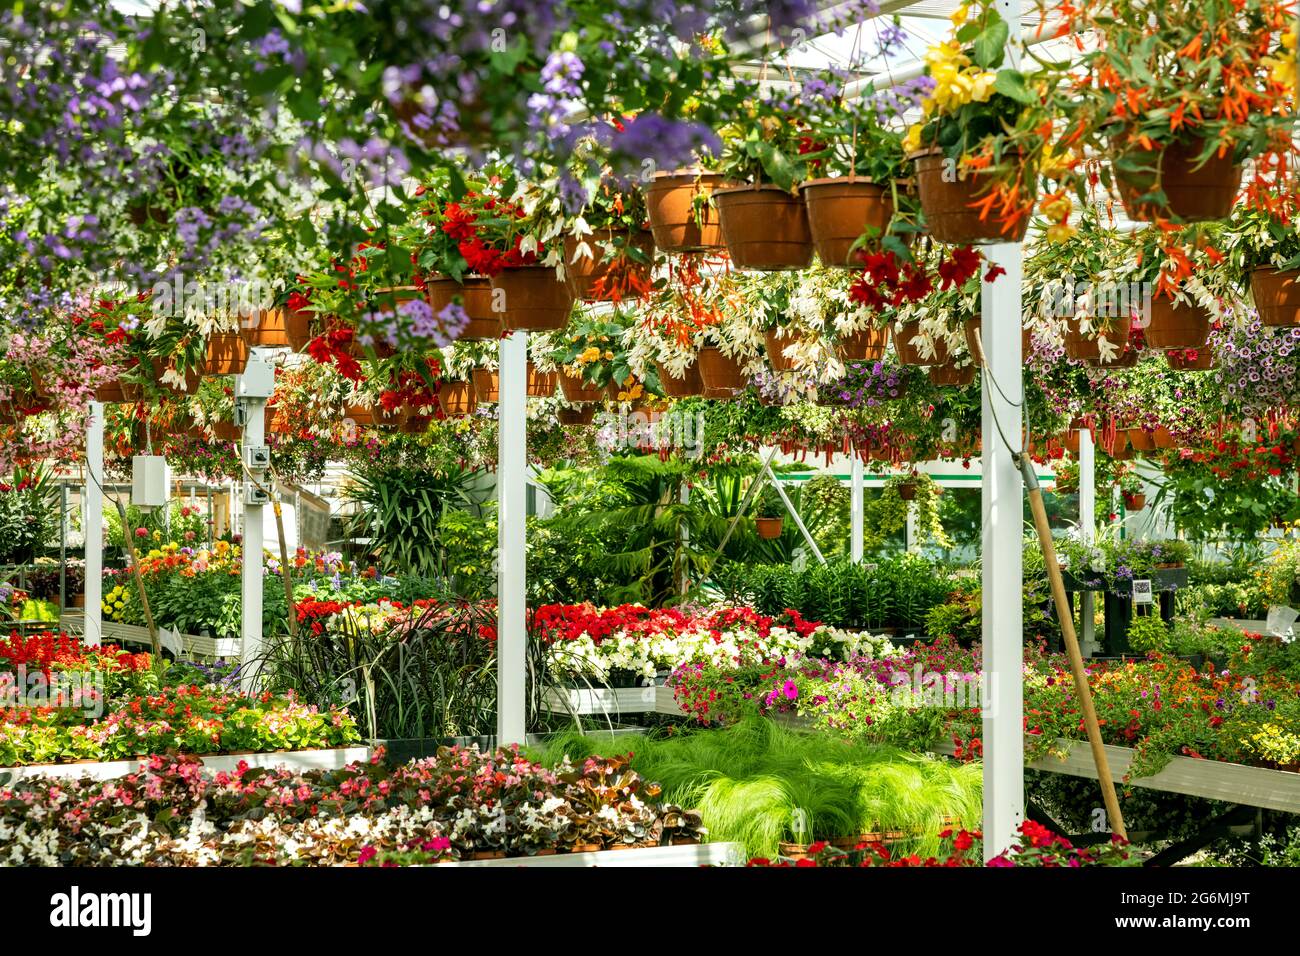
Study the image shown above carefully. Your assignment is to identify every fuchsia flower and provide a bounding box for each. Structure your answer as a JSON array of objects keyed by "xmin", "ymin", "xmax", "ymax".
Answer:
[{"xmin": 782, "ymin": 680, "xmax": 798, "ymax": 700}]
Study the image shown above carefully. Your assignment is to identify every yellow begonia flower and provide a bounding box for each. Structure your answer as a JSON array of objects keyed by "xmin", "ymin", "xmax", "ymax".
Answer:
[
  {"xmin": 951, "ymin": 3, "xmax": 970, "ymax": 26},
  {"xmin": 1046, "ymin": 222, "xmax": 1077, "ymax": 243},
  {"xmin": 1041, "ymin": 194, "xmax": 1072, "ymax": 221},
  {"xmin": 903, "ymin": 123, "xmax": 924, "ymax": 153},
  {"xmin": 578, "ymin": 346, "xmax": 601, "ymax": 364}
]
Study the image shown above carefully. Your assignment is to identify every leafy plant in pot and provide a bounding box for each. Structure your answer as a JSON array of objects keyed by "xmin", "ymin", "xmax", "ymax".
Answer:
[
  {"xmin": 563, "ymin": 167, "xmax": 656, "ymax": 303},
  {"xmin": 1224, "ymin": 202, "xmax": 1300, "ymax": 328},
  {"xmin": 754, "ymin": 484, "xmax": 785, "ymax": 539},
  {"xmin": 905, "ymin": 0, "xmax": 1069, "ymax": 244},
  {"xmin": 711, "ymin": 89, "xmax": 815, "ymax": 270}
]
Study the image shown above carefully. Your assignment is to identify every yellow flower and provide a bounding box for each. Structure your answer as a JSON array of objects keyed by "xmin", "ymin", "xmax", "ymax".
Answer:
[
  {"xmin": 603, "ymin": 350, "xmax": 614, "ymax": 361},
  {"xmin": 969, "ymin": 70, "xmax": 997, "ymax": 103},
  {"xmin": 578, "ymin": 346, "xmax": 601, "ymax": 364},
  {"xmin": 1039, "ymin": 143, "xmax": 1076, "ymax": 180},
  {"xmin": 951, "ymin": 3, "xmax": 970, "ymax": 26},
  {"xmin": 1046, "ymin": 222, "xmax": 1077, "ymax": 243},
  {"xmin": 903, "ymin": 123, "xmax": 924, "ymax": 153},
  {"xmin": 1040, "ymin": 193, "xmax": 1072, "ymax": 222}
]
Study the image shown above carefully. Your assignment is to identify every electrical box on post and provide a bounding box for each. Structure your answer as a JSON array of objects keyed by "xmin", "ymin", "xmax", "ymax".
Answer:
[
  {"xmin": 131, "ymin": 455, "xmax": 171, "ymax": 508},
  {"xmin": 236, "ymin": 354, "xmax": 276, "ymax": 399},
  {"xmin": 244, "ymin": 482, "xmax": 271, "ymax": 506}
]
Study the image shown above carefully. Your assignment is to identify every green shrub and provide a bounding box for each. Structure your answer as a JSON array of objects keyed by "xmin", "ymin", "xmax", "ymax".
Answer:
[{"xmin": 1126, "ymin": 614, "xmax": 1170, "ymax": 654}]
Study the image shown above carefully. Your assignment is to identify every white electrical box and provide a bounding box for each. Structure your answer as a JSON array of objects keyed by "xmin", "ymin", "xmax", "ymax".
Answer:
[
  {"xmin": 245, "ymin": 445, "xmax": 271, "ymax": 470},
  {"xmin": 131, "ymin": 455, "xmax": 171, "ymax": 508},
  {"xmin": 236, "ymin": 354, "xmax": 276, "ymax": 399},
  {"xmin": 244, "ymin": 482, "xmax": 271, "ymax": 506}
]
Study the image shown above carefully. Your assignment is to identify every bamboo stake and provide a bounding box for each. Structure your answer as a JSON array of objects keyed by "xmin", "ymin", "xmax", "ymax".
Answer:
[
  {"xmin": 111, "ymin": 497, "xmax": 162, "ymax": 661},
  {"xmin": 1017, "ymin": 453, "xmax": 1127, "ymax": 841}
]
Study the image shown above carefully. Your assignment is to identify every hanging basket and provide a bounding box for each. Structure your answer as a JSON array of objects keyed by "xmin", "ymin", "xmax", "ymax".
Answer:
[
  {"xmin": 896, "ymin": 480, "xmax": 918, "ymax": 501},
  {"xmin": 697, "ymin": 346, "xmax": 747, "ymax": 397},
  {"xmin": 910, "ymin": 148, "xmax": 1031, "ymax": 244},
  {"xmin": 1062, "ymin": 429, "xmax": 1082, "ymax": 455},
  {"xmin": 655, "ymin": 360, "xmax": 704, "ymax": 398},
  {"xmin": 1064, "ymin": 314, "xmax": 1133, "ymax": 363},
  {"xmin": 1166, "ymin": 348, "xmax": 1216, "ymax": 371},
  {"xmin": 240, "ymin": 308, "xmax": 299, "ymax": 348},
  {"xmin": 212, "ymin": 421, "xmax": 241, "ymax": 442},
  {"xmin": 489, "ymin": 266, "xmax": 574, "ymax": 332},
  {"xmin": 1124, "ymin": 493, "xmax": 1147, "ymax": 512},
  {"xmin": 94, "ymin": 379, "xmax": 142, "ymax": 403},
  {"xmin": 755, "ymin": 517, "xmax": 784, "ymax": 539},
  {"xmin": 286, "ymin": 307, "xmax": 315, "ymax": 352},
  {"xmin": 1127, "ymin": 428, "xmax": 1156, "ymax": 453},
  {"xmin": 928, "ymin": 361, "xmax": 975, "ymax": 387},
  {"xmin": 427, "ymin": 275, "xmax": 502, "ymax": 340},
  {"xmin": 397, "ymin": 414, "xmax": 429, "ymax": 434},
  {"xmin": 1250, "ymin": 267, "xmax": 1300, "ymax": 327},
  {"xmin": 527, "ymin": 364, "xmax": 557, "ymax": 398},
  {"xmin": 1112, "ymin": 137, "xmax": 1242, "ymax": 223},
  {"xmin": 557, "ymin": 405, "xmax": 596, "ymax": 426},
  {"xmin": 1153, "ymin": 426, "xmax": 1175, "ymax": 449},
  {"xmin": 558, "ymin": 369, "xmax": 604, "ymax": 404},
  {"xmin": 893, "ymin": 320, "xmax": 947, "ymax": 366},
  {"xmin": 346, "ymin": 405, "xmax": 376, "ymax": 427},
  {"xmin": 765, "ymin": 329, "xmax": 798, "ymax": 372},
  {"xmin": 1101, "ymin": 431, "xmax": 1132, "ymax": 459},
  {"xmin": 203, "ymin": 333, "xmax": 250, "ymax": 376},
  {"xmin": 713, "ymin": 184, "xmax": 813, "ymax": 271},
  {"xmin": 963, "ymin": 316, "xmax": 1030, "ymax": 359},
  {"xmin": 472, "ymin": 369, "xmax": 500, "ymax": 403},
  {"xmin": 437, "ymin": 381, "xmax": 478, "ymax": 417},
  {"xmin": 642, "ymin": 171, "xmax": 729, "ymax": 253},
  {"xmin": 562, "ymin": 230, "xmax": 655, "ymax": 301},
  {"xmin": 1144, "ymin": 298, "xmax": 1210, "ymax": 349},
  {"xmin": 799, "ymin": 178, "xmax": 893, "ymax": 267},
  {"xmin": 837, "ymin": 326, "xmax": 891, "ymax": 362},
  {"xmin": 374, "ymin": 405, "xmax": 408, "ymax": 429}
]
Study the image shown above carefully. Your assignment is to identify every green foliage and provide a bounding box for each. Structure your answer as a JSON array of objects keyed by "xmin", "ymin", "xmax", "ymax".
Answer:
[
  {"xmin": 527, "ymin": 717, "xmax": 982, "ymax": 858},
  {"xmin": 0, "ymin": 467, "xmax": 57, "ymax": 564},
  {"xmin": 1126, "ymin": 613, "xmax": 1170, "ymax": 654},
  {"xmin": 924, "ymin": 586, "xmax": 981, "ymax": 644},
  {"xmin": 724, "ymin": 555, "xmax": 957, "ymax": 632}
]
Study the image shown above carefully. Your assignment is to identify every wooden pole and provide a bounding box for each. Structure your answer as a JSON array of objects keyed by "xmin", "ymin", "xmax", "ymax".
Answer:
[{"xmin": 1017, "ymin": 453, "xmax": 1128, "ymax": 840}]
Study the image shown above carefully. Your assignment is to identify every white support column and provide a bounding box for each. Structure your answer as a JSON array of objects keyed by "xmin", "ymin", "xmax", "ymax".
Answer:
[
  {"xmin": 1078, "ymin": 428, "xmax": 1098, "ymax": 655},
  {"xmin": 850, "ymin": 453, "xmax": 864, "ymax": 563},
  {"xmin": 905, "ymin": 500, "xmax": 919, "ymax": 554},
  {"xmin": 83, "ymin": 402, "xmax": 104, "ymax": 647},
  {"xmin": 237, "ymin": 355, "xmax": 274, "ymax": 692},
  {"xmin": 497, "ymin": 330, "xmax": 528, "ymax": 746},
  {"xmin": 980, "ymin": 237, "xmax": 1025, "ymax": 861}
]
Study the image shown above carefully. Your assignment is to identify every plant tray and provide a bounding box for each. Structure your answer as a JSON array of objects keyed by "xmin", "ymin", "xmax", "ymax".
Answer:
[
  {"xmin": 0, "ymin": 746, "xmax": 373, "ymax": 785},
  {"xmin": 101, "ymin": 620, "xmax": 241, "ymax": 661},
  {"xmin": 541, "ymin": 684, "xmax": 684, "ymax": 717},
  {"xmin": 1062, "ymin": 567, "xmax": 1188, "ymax": 594}
]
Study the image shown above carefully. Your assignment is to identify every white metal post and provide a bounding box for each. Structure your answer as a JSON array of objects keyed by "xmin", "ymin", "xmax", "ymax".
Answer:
[
  {"xmin": 980, "ymin": 237, "xmax": 1025, "ymax": 861},
  {"xmin": 497, "ymin": 330, "xmax": 528, "ymax": 745},
  {"xmin": 239, "ymin": 392, "xmax": 266, "ymax": 691},
  {"xmin": 850, "ymin": 453, "xmax": 864, "ymax": 563},
  {"xmin": 1078, "ymin": 428, "xmax": 1098, "ymax": 655},
  {"xmin": 83, "ymin": 401, "xmax": 104, "ymax": 647}
]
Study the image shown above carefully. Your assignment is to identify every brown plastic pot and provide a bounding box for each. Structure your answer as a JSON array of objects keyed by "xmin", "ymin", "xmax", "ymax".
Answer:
[
  {"xmin": 1124, "ymin": 493, "xmax": 1147, "ymax": 512},
  {"xmin": 1153, "ymin": 425, "xmax": 1175, "ymax": 449},
  {"xmin": 527, "ymin": 364, "xmax": 557, "ymax": 398},
  {"xmin": 838, "ymin": 326, "xmax": 891, "ymax": 362},
  {"xmin": 212, "ymin": 421, "xmax": 241, "ymax": 442},
  {"xmin": 893, "ymin": 320, "xmax": 947, "ymax": 366},
  {"xmin": 928, "ymin": 361, "xmax": 975, "ymax": 387},
  {"xmin": 1251, "ymin": 267, "xmax": 1300, "ymax": 327},
  {"xmin": 1064, "ymin": 314, "xmax": 1133, "ymax": 363},
  {"xmin": 1127, "ymin": 428, "xmax": 1156, "ymax": 452},
  {"xmin": 427, "ymin": 275, "xmax": 502, "ymax": 340},
  {"xmin": 1113, "ymin": 137, "xmax": 1242, "ymax": 223},
  {"xmin": 438, "ymin": 381, "xmax": 478, "ymax": 417},
  {"xmin": 557, "ymin": 405, "xmax": 596, "ymax": 426},
  {"xmin": 401, "ymin": 414, "xmax": 432, "ymax": 434},
  {"xmin": 713, "ymin": 184, "xmax": 813, "ymax": 271},
  {"xmin": 964, "ymin": 316, "xmax": 1031, "ymax": 359},
  {"xmin": 1165, "ymin": 348, "xmax": 1216, "ymax": 371},
  {"xmin": 755, "ymin": 517, "xmax": 784, "ymax": 540},
  {"xmin": 910, "ymin": 148, "xmax": 1030, "ymax": 244},
  {"xmin": 563, "ymin": 230, "xmax": 655, "ymax": 301},
  {"xmin": 1143, "ymin": 298, "xmax": 1210, "ymax": 349},
  {"xmin": 94, "ymin": 380, "xmax": 141, "ymax": 403},
  {"xmin": 896, "ymin": 481, "xmax": 918, "ymax": 502},
  {"xmin": 558, "ymin": 369, "xmax": 604, "ymax": 404},
  {"xmin": 655, "ymin": 360, "xmax": 703, "ymax": 398},
  {"xmin": 799, "ymin": 178, "xmax": 893, "ymax": 267},
  {"xmin": 765, "ymin": 329, "xmax": 797, "ymax": 372},
  {"xmin": 203, "ymin": 333, "xmax": 250, "ymax": 376},
  {"xmin": 697, "ymin": 346, "xmax": 747, "ymax": 397},
  {"xmin": 374, "ymin": 405, "xmax": 409, "ymax": 428},
  {"xmin": 346, "ymin": 405, "xmax": 376, "ymax": 427},
  {"xmin": 642, "ymin": 171, "xmax": 729, "ymax": 253},
  {"xmin": 472, "ymin": 369, "xmax": 499, "ymax": 403},
  {"xmin": 240, "ymin": 308, "xmax": 299, "ymax": 348},
  {"xmin": 490, "ymin": 266, "xmax": 574, "ymax": 332},
  {"xmin": 1063, "ymin": 429, "xmax": 1082, "ymax": 455}
]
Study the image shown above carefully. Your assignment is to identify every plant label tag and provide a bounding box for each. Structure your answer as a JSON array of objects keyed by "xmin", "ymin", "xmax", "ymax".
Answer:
[{"xmin": 1131, "ymin": 578, "xmax": 1153, "ymax": 605}]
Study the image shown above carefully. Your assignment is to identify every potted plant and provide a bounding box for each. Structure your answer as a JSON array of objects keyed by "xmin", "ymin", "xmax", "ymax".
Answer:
[
  {"xmin": 1119, "ymin": 471, "xmax": 1146, "ymax": 510},
  {"xmin": 642, "ymin": 168, "xmax": 729, "ymax": 254},
  {"xmin": 1224, "ymin": 202, "xmax": 1300, "ymax": 328},
  {"xmin": 905, "ymin": 0, "xmax": 1067, "ymax": 243},
  {"xmin": 796, "ymin": 69, "xmax": 915, "ymax": 266},
  {"xmin": 754, "ymin": 485, "xmax": 785, "ymax": 539},
  {"xmin": 711, "ymin": 89, "xmax": 815, "ymax": 270},
  {"xmin": 563, "ymin": 166, "xmax": 656, "ymax": 303}
]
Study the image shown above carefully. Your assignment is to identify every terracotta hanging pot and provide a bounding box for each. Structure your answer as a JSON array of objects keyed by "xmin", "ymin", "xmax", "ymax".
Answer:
[
  {"xmin": 765, "ymin": 329, "xmax": 798, "ymax": 372},
  {"xmin": 203, "ymin": 333, "xmax": 250, "ymax": 376},
  {"xmin": 94, "ymin": 379, "xmax": 141, "ymax": 403},
  {"xmin": 1101, "ymin": 431, "xmax": 1132, "ymax": 459},
  {"xmin": 1152, "ymin": 425, "xmax": 1175, "ymax": 449},
  {"xmin": 526, "ymin": 364, "xmax": 557, "ymax": 398},
  {"xmin": 713, "ymin": 184, "xmax": 813, "ymax": 271},
  {"xmin": 401, "ymin": 414, "xmax": 432, "ymax": 434},
  {"xmin": 1063, "ymin": 429, "xmax": 1082, "ymax": 455},
  {"xmin": 1127, "ymin": 428, "xmax": 1156, "ymax": 453},
  {"xmin": 655, "ymin": 360, "xmax": 703, "ymax": 398},
  {"xmin": 472, "ymin": 369, "xmax": 500, "ymax": 403},
  {"xmin": 1143, "ymin": 297, "xmax": 1210, "ymax": 349},
  {"xmin": 799, "ymin": 178, "xmax": 893, "ymax": 267},
  {"xmin": 838, "ymin": 326, "xmax": 891, "ymax": 362},
  {"xmin": 558, "ymin": 369, "xmax": 604, "ymax": 404},
  {"xmin": 162, "ymin": 362, "xmax": 202, "ymax": 396},
  {"xmin": 1112, "ymin": 137, "xmax": 1242, "ymax": 223},
  {"xmin": 212, "ymin": 420, "xmax": 241, "ymax": 441},
  {"xmin": 896, "ymin": 480, "xmax": 918, "ymax": 501},
  {"xmin": 963, "ymin": 316, "xmax": 1031, "ymax": 359},
  {"xmin": 910, "ymin": 148, "xmax": 1031, "ymax": 244},
  {"xmin": 427, "ymin": 275, "xmax": 502, "ymax": 340},
  {"xmin": 697, "ymin": 346, "xmax": 747, "ymax": 397},
  {"xmin": 755, "ymin": 516, "xmax": 784, "ymax": 540},
  {"xmin": 374, "ymin": 405, "xmax": 409, "ymax": 429},
  {"xmin": 1250, "ymin": 267, "xmax": 1300, "ymax": 327},
  {"xmin": 1124, "ymin": 493, "xmax": 1147, "ymax": 512},
  {"xmin": 1166, "ymin": 348, "xmax": 1216, "ymax": 371},
  {"xmin": 557, "ymin": 405, "xmax": 596, "ymax": 426},
  {"xmin": 346, "ymin": 405, "xmax": 376, "ymax": 427},
  {"xmin": 642, "ymin": 170, "xmax": 728, "ymax": 253},
  {"xmin": 928, "ymin": 361, "xmax": 975, "ymax": 387},
  {"xmin": 490, "ymin": 266, "xmax": 574, "ymax": 332},
  {"xmin": 1091, "ymin": 347, "xmax": 1138, "ymax": 368},
  {"xmin": 286, "ymin": 306, "xmax": 315, "ymax": 351},
  {"xmin": 893, "ymin": 320, "xmax": 947, "ymax": 366},
  {"xmin": 562, "ymin": 229, "xmax": 655, "ymax": 301},
  {"xmin": 1064, "ymin": 314, "xmax": 1133, "ymax": 363},
  {"xmin": 240, "ymin": 308, "xmax": 297, "ymax": 348},
  {"xmin": 437, "ymin": 381, "xmax": 478, "ymax": 417}
]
